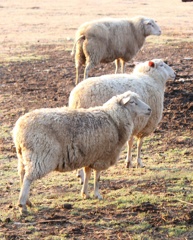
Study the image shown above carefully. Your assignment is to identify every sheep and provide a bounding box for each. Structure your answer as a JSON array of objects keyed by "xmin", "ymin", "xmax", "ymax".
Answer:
[
  {"xmin": 69, "ymin": 59, "xmax": 176, "ymax": 184},
  {"xmin": 71, "ymin": 16, "xmax": 161, "ymax": 85},
  {"xmin": 13, "ymin": 91, "xmax": 151, "ymax": 214}
]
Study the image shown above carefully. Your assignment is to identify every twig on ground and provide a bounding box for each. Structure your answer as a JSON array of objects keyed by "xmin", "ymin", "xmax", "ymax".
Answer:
[{"xmin": 177, "ymin": 199, "xmax": 193, "ymax": 206}]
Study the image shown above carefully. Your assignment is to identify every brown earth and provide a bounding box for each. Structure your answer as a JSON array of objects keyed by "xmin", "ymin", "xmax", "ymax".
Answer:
[
  {"xmin": 0, "ymin": 41, "xmax": 193, "ymax": 240},
  {"xmin": 0, "ymin": 0, "xmax": 193, "ymax": 239}
]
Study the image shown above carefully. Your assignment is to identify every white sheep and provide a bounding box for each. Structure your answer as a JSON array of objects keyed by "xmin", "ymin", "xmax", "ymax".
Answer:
[
  {"xmin": 69, "ymin": 59, "xmax": 176, "ymax": 181},
  {"xmin": 71, "ymin": 16, "xmax": 161, "ymax": 84},
  {"xmin": 13, "ymin": 91, "xmax": 151, "ymax": 214}
]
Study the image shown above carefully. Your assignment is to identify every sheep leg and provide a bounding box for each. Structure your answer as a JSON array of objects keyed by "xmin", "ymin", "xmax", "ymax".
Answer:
[
  {"xmin": 125, "ymin": 136, "xmax": 134, "ymax": 168},
  {"xmin": 115, "ymin": 59, "xmax": 120, "ymax": 74},
  {"xmin": 81, "ymin": 166, "xmax": 92, "ymax": 199},
  {"xmin": 84, "ymin": 62, "xmax": 95, "ymax": 79},
  {"xmin": 120, "ymin": 59, "xmax": 126, "ymax": 73},
  {"xmin": 76, "ymin": 168, "xmax": 84, "ymax": 185},
  {"xmin": 18, "ymin": 160, "xmax": 33, "ymax": 207},
  {"xmin": 19, "ymin": 166, "xmax": 25, "ymax": 188},
  {"xmin": 18, "ymin": 176, "xmax": 32, "ymax": 215},
  {"xmin": 75, "ymin": 66, "xmax": 81, "ymax": 85},
  {"xmin": 136, "ymin": 137, "xmax": 145, "ymax": 168},
  {"xmin": 94, "ymin": 170, "xmax": 103, "ymax": 200}
]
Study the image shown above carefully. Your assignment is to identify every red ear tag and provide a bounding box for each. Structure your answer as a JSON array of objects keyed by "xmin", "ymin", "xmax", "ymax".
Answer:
[{"xmin": 148, "ymin": 61, "xmax": 155, "ymax": 68}]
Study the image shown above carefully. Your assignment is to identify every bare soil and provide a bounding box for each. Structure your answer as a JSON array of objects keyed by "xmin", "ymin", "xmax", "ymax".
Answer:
[
  {"xmin": 0, "ymin": 40, "xmax": 193, "ymax": 240},
  {"xmin": 0, "ymin": 0, "xmax": 193, "ymax": 239}
]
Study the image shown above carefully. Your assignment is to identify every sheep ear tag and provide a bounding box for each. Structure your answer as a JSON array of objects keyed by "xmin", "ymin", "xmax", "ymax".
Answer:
[{"xmin": 148, "ymin": 61, "xmax": 155, "ymax": 68}]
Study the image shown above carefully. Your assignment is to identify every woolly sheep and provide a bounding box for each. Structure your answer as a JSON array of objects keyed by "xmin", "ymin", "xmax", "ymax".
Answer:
[
  {"xmin": 71, "ymin": 16, "xmax": 161, "ymax": 85},
  {"xmin": 69, "ymin": 59, "xmax": 176, "ymax": 181},
  {"xmin": 13, "ymin": 91, "xmax": 151, "ymax": 214}
]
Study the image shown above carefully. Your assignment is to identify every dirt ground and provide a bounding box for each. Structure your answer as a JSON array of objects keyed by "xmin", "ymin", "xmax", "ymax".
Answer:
[{"xmin": 0, "ymin": 0, "xmax": 193, "ymax": 239}]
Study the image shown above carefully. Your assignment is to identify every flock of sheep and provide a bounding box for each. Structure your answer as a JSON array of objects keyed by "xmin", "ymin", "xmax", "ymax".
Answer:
[{"xmin": 13, "ymin": 16, "xmax": 176, "ymax": 214}]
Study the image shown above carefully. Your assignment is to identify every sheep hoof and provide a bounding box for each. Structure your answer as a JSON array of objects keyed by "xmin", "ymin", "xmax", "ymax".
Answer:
[
  {"xmin": 137, "ymin": 158, "xmax": 145, "ymax": 168},
  {"xmin": 95, "ymin": 194, "xmax": 103, "ymax": 200},
  {"xmin": 18, "ymin": 204, "xmax": 28, "ymax": 215},
  {"xmin": 137, "ymin": 163, "xmax": 145, "ymax": 168},
  {"xmin": 125, "ymin": 162, "xmax": 133, "ymax": 168},
  {"xmin": 80, "ymin": 180, "xmax": 83, "ymax": 185},
  {"xmin": 26, "ymin": 200, "xmax": 33, "ymax": 207},
  {"xmin": 81, "ymin": 192, "xmax": 90, "ymax": 200}
]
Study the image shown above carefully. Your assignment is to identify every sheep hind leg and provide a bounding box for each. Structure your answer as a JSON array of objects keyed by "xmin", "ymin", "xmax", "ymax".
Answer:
[
  {"xmin": 18, "ymin": 161, "xmax": 33, "ymax": 208},
  {"xmin": 81, "ymin": 166, "xmax": 92, "ymax": 199},
  {"xmin": 136, "ymin": 137, "xmax": 145, "ymax": 168},
  {"xmin": 75, "ymin": 64, "xmax": 81, "ymax": 85},
  {"xmin": 94, "ymin": 170, "xmax": 103, "ymax": 200},
  {"xmin": 125, "ymin": 136, "xmax": 134, "ymax": 168},
  {"xmin": 84, "ymin": 61, "xmax": 95, "ymax": 79},
  {"xmin": 18, "ymin": 176, "xmax": 33, "ymax": 215}
]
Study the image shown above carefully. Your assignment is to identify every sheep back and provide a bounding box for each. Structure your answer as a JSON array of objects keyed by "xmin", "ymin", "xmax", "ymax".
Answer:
[{"xmin": 69, "ymin": 73, "xmax": 164, "ymax": 138}]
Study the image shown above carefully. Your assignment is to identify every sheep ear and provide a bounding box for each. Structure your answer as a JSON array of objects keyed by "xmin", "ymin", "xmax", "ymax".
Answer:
[
  {"xmin": 121, "ymin": 96, "xmax": 131, "ymax": 105},
  {"xmin": 148, "ymin": 61, "xmax": 155, "ymax": 68},
  {"xmin": 144, "ymin": 19, "xmax": 151, "ymax": 25}
]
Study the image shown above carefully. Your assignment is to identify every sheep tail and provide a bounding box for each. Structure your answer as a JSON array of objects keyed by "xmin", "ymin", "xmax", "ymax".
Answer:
[{"xmin": 71, "ymin": 35, "xmax": 86, "ymax": 56}]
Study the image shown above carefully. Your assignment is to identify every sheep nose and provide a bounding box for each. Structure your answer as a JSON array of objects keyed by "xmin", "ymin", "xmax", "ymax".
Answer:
[{"xmin": 148, "ymin": 108, "xmax": 152, "ymax": 115}]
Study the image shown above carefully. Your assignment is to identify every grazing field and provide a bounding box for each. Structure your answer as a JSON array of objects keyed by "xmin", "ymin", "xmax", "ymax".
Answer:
[{"xmin": 0, "ymin": 0, "xmax": 193, "ymax": 239}]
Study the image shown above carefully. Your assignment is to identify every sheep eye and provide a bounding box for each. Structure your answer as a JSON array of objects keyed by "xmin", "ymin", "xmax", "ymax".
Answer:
[{"xmin": 130, "ymin": 101, "xmax": 134, "ymax": 104}]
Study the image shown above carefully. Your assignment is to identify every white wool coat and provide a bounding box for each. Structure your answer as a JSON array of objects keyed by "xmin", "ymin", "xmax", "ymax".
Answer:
[{"xmin": 69, "ymin": 59, "xmax": 176, "ymax": 139}]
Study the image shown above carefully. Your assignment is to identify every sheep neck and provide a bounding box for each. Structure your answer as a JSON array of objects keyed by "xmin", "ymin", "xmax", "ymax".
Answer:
[
  {"xmin": 103, "ymin": 104, "xmax": 134, "ymax": 145},
  {"xmin": 126, "ymin": 24, "xmax": 144, "ymax": 55}
]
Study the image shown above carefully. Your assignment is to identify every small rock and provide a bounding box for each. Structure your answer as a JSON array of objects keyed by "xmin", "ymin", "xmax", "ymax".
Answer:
[
  {"xmin": 4, "ymin": 218, "xmax": 11, "ymax": 223},
  {"xmin": 63, "ymin": 203, "xmax": 73, "ymax": 209}
]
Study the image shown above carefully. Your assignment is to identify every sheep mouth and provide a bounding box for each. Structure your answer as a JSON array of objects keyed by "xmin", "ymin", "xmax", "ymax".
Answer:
[
  {"xmin": 170, "ymin": 75, "xmax": 176, "ymax": 80},
  {"xmin": 155, "ymin": 31, "xmax": 161, "ymax": 36},
  {"xmin": 145, "ymin": 112, "xmax": 151, "ymax": 116}
]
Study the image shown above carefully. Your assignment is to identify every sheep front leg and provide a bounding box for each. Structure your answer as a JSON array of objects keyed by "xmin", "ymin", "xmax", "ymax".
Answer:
[
  {"xmin": 136, "ymin": 137, "xmax": 145, "ymax": 168},
  {"xmin": 115, "ymin": 59, "xmax": 125, "ymax": 74},
  {"xmin": 94, "ymin": 170, "xmax": 103, "ymax": 200},
  {"xmin": 18, "ymin": 176, "xmax": 32, "ymax": 215},
  {"xmin": 81, "ymin": 166, "xmax": 92, "ymax": 199},
  {"xmin": 125, "ymin": 136, "xmax": 134, "ymax": 168},
  {"xmin": 115, "ymin": 59, "xmax": 120, "ymax": 74}
]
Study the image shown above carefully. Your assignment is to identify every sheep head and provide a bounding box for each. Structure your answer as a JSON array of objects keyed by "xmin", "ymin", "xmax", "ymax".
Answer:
[
  {"xmin": 133, "ymin": 59, "xmax": 176, "ymax": 82},
  {"xmin": 143, "ymin": 18, "xmax": 161, "ymax": 36},
  {"xmin": 118, "ymin": 91, "xmax": 151, "ymax": 117}
]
